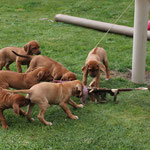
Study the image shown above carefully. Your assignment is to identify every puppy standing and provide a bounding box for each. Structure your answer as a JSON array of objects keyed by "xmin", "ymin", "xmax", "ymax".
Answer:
[
  {"xmin": 0, "ymin": 40, "xmax": 41, "ymax": 72},
  {"xmin": 0, "ymin": 87, "xmax": 30, "ymax": 129},
  {"xmin": 12, "ymin": 52, "xmax": 77, "ymax": 81},
  {"xmin": 82, "ymin": 47, "xmax": 110, "ymax": 88},
  {"xmin": 7, "ymin": 80, "xmax": 84, "ymax": 126}
]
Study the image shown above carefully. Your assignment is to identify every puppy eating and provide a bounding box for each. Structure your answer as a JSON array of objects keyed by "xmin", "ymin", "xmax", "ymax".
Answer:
[
  {"xmin": 7, "ymin": 80, "xmax": 84, "ymax": 126},
  {"xmin": 12, "ymin": 52, "xmax": 77, "ymax": 81}
]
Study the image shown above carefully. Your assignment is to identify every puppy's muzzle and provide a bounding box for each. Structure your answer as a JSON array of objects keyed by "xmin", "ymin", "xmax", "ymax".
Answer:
[
  {"xmin": 89, "ymin": 73, "xmax": 97, "ymax": 78},
  {"xmin": 77, "ymin": 92, "xmax": 83, "ymax": 98},
  {"xmin": 37, "ymin": 51, "xmax": 41, "ymax": 55}
]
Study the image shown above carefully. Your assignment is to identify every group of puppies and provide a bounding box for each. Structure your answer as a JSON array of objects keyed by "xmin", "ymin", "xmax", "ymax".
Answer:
[{"xmin": 0, "ymin": 40, "xmax": 110, "ymax": 129}]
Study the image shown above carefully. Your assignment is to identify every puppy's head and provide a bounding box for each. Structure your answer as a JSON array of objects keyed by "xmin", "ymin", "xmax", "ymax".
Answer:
[
  {"xmin": 82, "ymin": 60, "xmax": 106, "ymax": 78},
  {"xmin": 61, "ymin": 72, "xmax": 77, "ymax": 81},
  {"xmin": 73, "ymin": 80, "xmax": 83, "ymax": 98},
  {"xmin": 24, "ymin": 40, "xmax": 41, "ymax": 55},
  {"xmin": 36, "ymin": 67, "xmax": 53, "ymax": 82}
]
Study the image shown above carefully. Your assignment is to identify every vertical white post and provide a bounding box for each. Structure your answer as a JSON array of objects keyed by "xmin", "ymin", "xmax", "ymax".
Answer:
[{"xmin": 132, "ymin": 0, "xmax": 150, "ymax": 83}]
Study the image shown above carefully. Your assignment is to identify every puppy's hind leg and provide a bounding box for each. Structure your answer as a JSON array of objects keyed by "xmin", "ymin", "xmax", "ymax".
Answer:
[
  {"xmin": 5, "ymin": 62, "xmax": 12, "ymax": 70},
  {"xmin": 0, "ymin": 110, "xmax": 8, "ymax": 129},
  {"xmin": 19, "ymin": 109, "xmax": 27, "ymax": 116},
  {"xmin": 37, "ymin": 102, "xmax": 52, "ymax": 126},
  {"xmin": 0, "ymin": 61, "xmax": 5, "ymax": 70},
  {"xmin": 26, "ymin": 103, "xmax": 35, "ymax": 121}
]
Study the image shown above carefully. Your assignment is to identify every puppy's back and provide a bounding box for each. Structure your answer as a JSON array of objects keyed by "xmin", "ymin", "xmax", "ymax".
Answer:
[
  {"xmin": 0, "ymin": 47, "xmax": 22, "ymax": 61},
  {"xmin": 87, "ymin": 47, "xmax": 107, "ymax": 62},
  {"xmin": 29, "ymin": 82, "xmax": 62, "ymax": 104}
]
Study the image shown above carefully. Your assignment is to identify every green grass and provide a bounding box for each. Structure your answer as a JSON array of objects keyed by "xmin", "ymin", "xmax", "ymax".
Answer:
[{"xmin": 1, "ymin": 0, "xmax": 150, "ymax": 149}]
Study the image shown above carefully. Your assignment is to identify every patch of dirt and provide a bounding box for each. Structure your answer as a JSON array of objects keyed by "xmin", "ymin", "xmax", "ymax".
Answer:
[
  {"xmin": 102, "ymin": 70, "xmax": 150, "ymax": 84},
  {"xmin": 109, "ymin": 70, "xmax": 131, "ymax": 80}
]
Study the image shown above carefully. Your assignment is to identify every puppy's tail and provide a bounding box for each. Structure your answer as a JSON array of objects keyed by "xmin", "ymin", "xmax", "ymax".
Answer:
[
  {"xmin": 12, "ymin": 51, "xmax": 32, "ymax": 60},
  {"xmin": 4, "ymin": 89, "xmax": 32, "ymax": 94},
  {"xmin": 93, "ymin": 47, "xmax": 98, "ymax": 54},
  {"xmin": 99, "ymin": 44, "xmax": 103, "ymax": 48}
]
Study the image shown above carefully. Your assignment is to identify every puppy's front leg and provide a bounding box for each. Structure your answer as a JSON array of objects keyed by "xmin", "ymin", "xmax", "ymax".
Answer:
[
  {"xmin": 103, "ymin": 57, "xmax": 110, "ymax": 80},
  {"xmin": 95, "ymin": 72, "xmax": 100, "ymax": 88},
  {"xmin": 82, "ymin": 66, "xmax": 88, "ymax": 86},
  {"xmin": 59, "ymin": 101, "xmax": 79, "ymax": 120},
  {"xmin": 89, "ymin": 79, "xmax": 95, "ymax": 87},
  {"xmin": 0, "ymin": 110, "xmax": 8, "ymax": 129},
  {"xmin": 68, "ymin": 99, "xmax": 83, "ymax": 108},
  {"xmin": 16, "ymin": 59, "xmax": 22, "ymax": 73}
]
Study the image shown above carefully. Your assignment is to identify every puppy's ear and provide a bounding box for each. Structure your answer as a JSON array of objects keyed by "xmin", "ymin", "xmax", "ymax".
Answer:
[
  {"xmin": 98, "ymin": 63, "xmax": 106, "ymax": 73},
  {"xmin": 75, "ymin": 84, "xmax": 83, "ymax": 97},
  {"xmin": 13, "ymin": 104, "xmax": 20, "ymax": 116},
  {"xmin": 24, "ymin": 43, "xmax": 32, "ymax": 55},
  {"xmin": 61, "ymin": 72, "xmax": 77, "ymax": 81},
  {"xmin": 82, "ymin": 64, "xmax": 88, "ymax": 72},
  {"xmin": 61, "ymin": 74, "xmax": 67, "ymax": 81},
  {"xmin": 37, "ymin": 71, "xmax": 45, "ymax": 81}
]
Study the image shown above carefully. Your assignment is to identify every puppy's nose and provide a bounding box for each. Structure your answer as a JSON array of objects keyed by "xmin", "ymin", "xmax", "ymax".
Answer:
[
  {"xmin": 90, "ymin": 74, "xmax": 96, "ymax": 78},
  {"xmin": 37, "ymin": 51, "xmax": 41, "ymax": 55}
]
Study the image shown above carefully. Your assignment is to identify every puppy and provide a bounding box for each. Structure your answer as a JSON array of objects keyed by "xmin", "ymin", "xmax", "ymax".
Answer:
[
  {"xmin": 12, "ymin": 51, "xmax": 77, "ymax": 81},
  {"xmin": 0, "ymin": 67, "xmax": 53, "ymax": 89},
  {"xmin": 0, "ymin": 40, "xmax": 41, "ymax": 72},
  {"xmin": 7, "ymin": 80, "xmax": 84, "ymax": 126},
  {"xmin": 0, "ymin": 87, "xmax": 30, "ymax": 129},
  {"xmin": 82, "ymin": 47, "xmax": 110, "ymax": 88}
]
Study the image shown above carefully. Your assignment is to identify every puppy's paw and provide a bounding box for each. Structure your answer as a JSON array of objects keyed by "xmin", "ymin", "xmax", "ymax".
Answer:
[
  {"xmin": 48, "ymin": 122, "xmax": 53, "ymax": 126},
  {"xmin": 105, "ymin": 78, "xmax": 110, "ymax": 80},
  {"xmin": 31, "ymin": 118, "xmax": 35, "ymax": 121},
  {"xmin": 74, "ymin": 115, "xmax": 79, "ymax": 120},
  {"xmin": 78, "ymin": 104, "xmax": 84, "ymax": 108},
  {"xmin": 27, "ymin": 117, "xmax": 35, "ymax": 121},
  {"xmin": 2, "ymin": 125, "xmax": 8, "ymax": 130},
  {"xmin": 70, "ymin": 115, "xmax": 79, "ymax": 120}
]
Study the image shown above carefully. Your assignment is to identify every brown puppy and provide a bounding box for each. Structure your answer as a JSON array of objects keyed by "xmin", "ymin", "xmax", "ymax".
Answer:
[
  {"xmin": 0, "ymin": 67, "xmax": 53, "ymax": 89},
  {"xmin": 7, "ymin": 80, "xmax": 83, "ymax": 126},
  {"xmin": 12, "ymin": 51, "xmax": 77, "ymax": 81},
  {"xmin": 0, "ymin": 87, "xmax": 30, "ymax": 129},
  {"xmin": 82, "ymin": 47, "xmax": 110, "ymax": 88},
  {"xmin": 0, "ymin": 40, "xmax": 41, "ymax": 72}
]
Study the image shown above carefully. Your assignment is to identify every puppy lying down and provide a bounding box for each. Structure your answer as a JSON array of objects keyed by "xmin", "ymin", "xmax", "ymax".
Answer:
[{"xmin": 7, "ymin": 80, "xmax": 84, "ymax": 126}]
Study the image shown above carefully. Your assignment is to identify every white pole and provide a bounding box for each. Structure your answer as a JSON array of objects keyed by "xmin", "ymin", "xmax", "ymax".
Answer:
[
  {"xmin": 55, "ymin": 14, "xmax": 150, "ymax": 40},
  {"xmin": 132, "ymin": 0, "xmax": 150, "ymax": 83}
]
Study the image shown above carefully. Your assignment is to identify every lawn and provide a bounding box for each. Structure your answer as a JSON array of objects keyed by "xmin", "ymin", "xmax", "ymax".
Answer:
[{"xmin": 0, "ymin": 0, "xmax": 150, "ymax": 149}]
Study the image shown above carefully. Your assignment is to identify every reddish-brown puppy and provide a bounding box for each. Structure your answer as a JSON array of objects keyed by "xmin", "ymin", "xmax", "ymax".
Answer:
[
  {"xmin": 12, "ymin": 52, "xmax": 77, "ymax": 81},
  {"xmin": 0, "ymin": 87, "xmax": 30, "ymax": 129},
  {"xmin": 82, "ymin": 47, "xmax": 110, "ymax": 88},
  {"xmin": 7, "ymin": 80, "xmax": 83, "ymax": 126},
  {"xmin": 0, "ymin": 40, "xmax": 41, "ymax": 72},
  {"xmin": 0, "ymin": 67, "xmax": 53, "ymax": 89}
]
